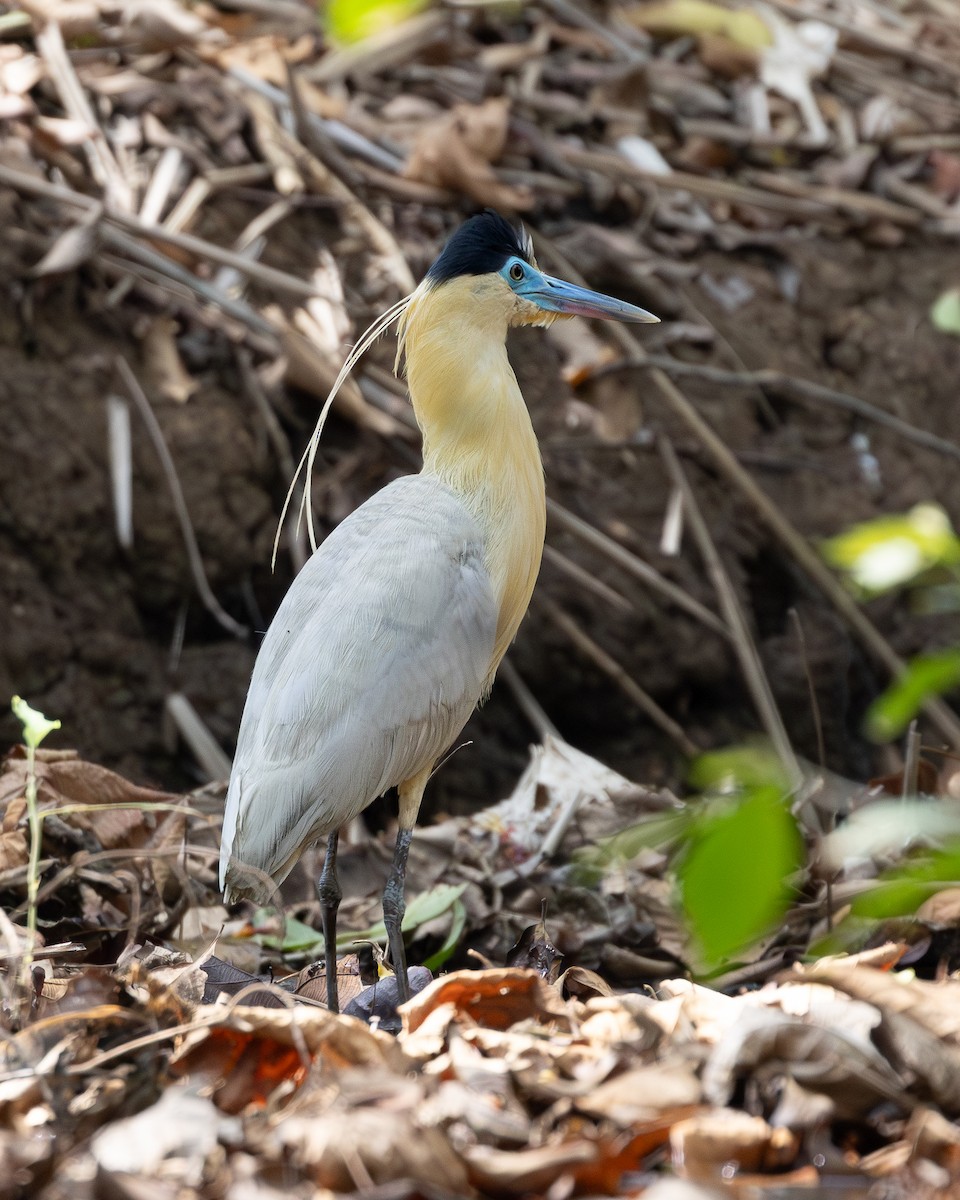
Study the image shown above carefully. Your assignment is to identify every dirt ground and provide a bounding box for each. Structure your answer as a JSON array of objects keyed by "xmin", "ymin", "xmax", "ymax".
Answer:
[{"xmin": 2, "ymin": 207, "xmax": 959, "ymax": 809}]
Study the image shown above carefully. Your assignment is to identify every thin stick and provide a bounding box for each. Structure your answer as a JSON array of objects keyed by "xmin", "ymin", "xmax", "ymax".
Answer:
[
  {"xmin": 591, "ymin": 356, "xmax": 960, "ymax": 466},
  {"xmin": 35, "ymin": 21, "xmax": 133, "ymax": 212},
  {"xmin": 547, "ymin": 499, "xmax": 729, "ymax": 639},
  {"xmin": 101, "ymin": 226, "xmax": 277, "ymax": 338},
  {"xmin": 106, "ymin": 395, "xmax": 133, "ymax": 549},
  {"xmin": 903, "ymin": 721, "xmax": 922, "ymax": 800},
  {"xmin": 535, "ymin": 237, "xmax": 960, "ymax": 751},
  {"xmin": 0, "ymin": 162, "xmax": 324, "ymax": 300},
  {"xmin": 498, "ymin": 658, "xmax": 560, "ymax": 742},
  {"xmin": 536, "ymin": 593, "xmax": 700, "ymax": 759},
  {"xmin": 789, "ymin": 609, "xmax": 826, "ymax": 776},
  {"xmin": 542, "ymin": 544, "xmax": 634, "ymax": 616},
  {"xmin": 560, "ymin": 146, "xmax": 838, "ymax": 221},
  {"xmin": 165, "ymin": 693, "xmax": 232, "ymax": 782},
  {"xmin": 659, "ymin": 437, "xmax": 801, "ymax": 786},
  {"xmin": 234, "ymin": 348, "xmax": 307, "ymax": 573},
  {"xmin": 116, "ymin": 357, "xmax": 248, "ymax": 639}
]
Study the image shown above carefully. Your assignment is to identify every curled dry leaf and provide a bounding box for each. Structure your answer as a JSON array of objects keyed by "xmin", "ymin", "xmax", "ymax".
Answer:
[
  {"xmin": 575, "ymin": 1059, "xmax": 702, "ymax": 1125},
  {"xmin": 401, "ymin": 967, "xmax": 570, "ymax": 1038},
  {"xmin": 464, "ymin": 1140, "xmax": 599, "ymax": 1195},
  {"xmin": 404, "ymin": 97, "xmax": 533, "ymax": 212},
  {"xmin": 275, "ymin": 1105, "xmax": 470, "ymax": 1194},
  {"xmin": 702, "ymin": 1006, "xmax": 906, "ymax": 1120},
  {"xmin": 0, "ymin": 747, "xmax": 186, "ymax": 857},
  {"xmin": 558, "ymin": 964, "xmax": 613, "ymax": 1000},
  {"xmin": 172, "ymin": 1002, "xmax": 407, "ymax": 1112},
  {"xmin": 801, "ymin": 960, "xmax": 960, "ymax": 1044},
  {"xmin": 671, "ymin": 1109, "xmax": 798, "ymax": 1180},
  {"xmin": 915, "ymin": 887, "xmax": 960, "ymax": 929}
]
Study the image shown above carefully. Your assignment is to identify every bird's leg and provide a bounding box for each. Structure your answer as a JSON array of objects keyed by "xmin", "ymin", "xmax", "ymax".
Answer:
[
  {"xmin": 385, "ymin": 770, "xmax": 429, "ymax": 1004},
  {"xmin": 317, "ymin": 830, "xmax": 341, "ymax": 1012},
  {"xmin": 383, "ymin": 826, "xmax": 413, "ymax": 1001}
]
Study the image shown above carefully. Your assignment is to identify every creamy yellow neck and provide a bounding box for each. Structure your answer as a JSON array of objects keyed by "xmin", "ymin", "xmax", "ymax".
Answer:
[{"xmin": 400, "ymin": 280, "xmax": 546, "ymax": 669}]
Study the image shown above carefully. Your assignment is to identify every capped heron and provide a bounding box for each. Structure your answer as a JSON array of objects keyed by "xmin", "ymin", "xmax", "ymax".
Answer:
[{"xmin": 220, "ymin": 211, "xmax": 658, "ymax": 1009}]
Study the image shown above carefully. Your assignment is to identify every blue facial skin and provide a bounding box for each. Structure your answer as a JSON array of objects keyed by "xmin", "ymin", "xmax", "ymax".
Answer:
[{"xmin": 498, "ymin": 256, "xmax": 659, "ymax": 324}]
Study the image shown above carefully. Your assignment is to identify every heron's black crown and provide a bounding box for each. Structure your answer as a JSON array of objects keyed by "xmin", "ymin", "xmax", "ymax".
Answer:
[{"xmin": 427, "ymin": 210, "xmax": 533, "ymax": 285}]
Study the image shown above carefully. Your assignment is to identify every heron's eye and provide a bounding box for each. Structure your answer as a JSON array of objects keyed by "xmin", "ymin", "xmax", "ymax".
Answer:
[{"xmin": 509, "ymin": 262, "xmax": 524, "ymax": 282}]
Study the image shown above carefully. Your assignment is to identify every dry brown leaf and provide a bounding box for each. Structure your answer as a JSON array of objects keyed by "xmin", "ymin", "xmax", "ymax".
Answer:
[
  {"xmin": 578, "ymin": 994, "xmax": 664, "ymax": 1055},
  {"xmin": 702, "ymin": 1007, "xmax": 905, "ymax": 1119},
  {"xmin": 801, "ymin": 961, "xmax": 960, "ymax": 1044},
  {"xmin": 211, "ymin": 33, "xmax": 315, "ymax": 88},
  {"xmin": 576, "ymin": 1060, "xmax": 702, "ymax": 1125},
  {"xmin": 697, "ymin": 32, "xmax": 758, "ymax": 77},
  {"xmin": 558, "ymin": 964, "xmax": 613, "ymax": 1000},
  {"xmin": 0, "ymin": 748, "xmax": 185, "ymax": 852},
  {"xmin": 915, "ymin": 887, "xmax": 960, "ymax": 928},
  {"xmin": 907, "ymin": 1107, "xmax": 960, "ymax": 1170},
  {"xmin": 141, "ymin": 316, "xmax": 198, "ymax": 405},
  {"xmin": 929, "ymin": 150, "xmax": 960, "ymax": 204},
  {"xmin": 173, "ymin": 1002, "xmax": 407, "ymax": 1112},
  {"xmin": 404, "ymin": 98, "xmax": 533, "ymax": 212},
  {"xmin": 401, "ymin": 967, "xmax": 570, "ymax": 1037},
  {"xmin": 295, "ymin": 953, "xmax": 366, "ymax": 1009},
  {"xmin": 276, "ymin": 1105, "xmax": 469, "ymax": 1194},
  {"xmin": 0, "ymin": 795, "xmax": 27, "ymax": 872},
  {"xmin": 671, "ymin": 1110, "xmax": 798, "ymax": 1180},
  {"xmin": 464, "ymin": 1140, "xmax": 598, "ymax": 1195}
]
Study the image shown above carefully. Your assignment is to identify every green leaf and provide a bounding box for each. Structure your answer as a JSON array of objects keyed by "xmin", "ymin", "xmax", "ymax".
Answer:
[
  {"xmin": 572, "ymin": 810, "xmax": 690, "ymax": 876},
  {"xmin": 346, "ymin": 882, "xmax": 468, "ymax": 945},
  {"xmin": 865, "ymin": 647, "xmax": 960, "ymax": 741},
  {"xmin": 326, "ymin": 0, "xmax": 427, "ymax": 43},
  {"xmin": 254, "ymin": 911, "xmax": 325, "ymax": 954},
  {"xmin": 851, "ymin": 845, "xmax": 960, "ymax": 920},
  {"xmin": 688, "ymin": 743, "xmax": 790, "ymax": 794},
  {"xmin": 931, "ymin": 288, "xmax": 960, "ymax": 336},
  {"xmin": 422, "ymin": 898, "xmax": 467, "ymax": 971},
  {"xmin": 680, "ymin": 785, "xmax": 803, "ymax": 968},
  {"xmin": 821, "ymin": 504, "xmax": 960, "ymax": 595}
]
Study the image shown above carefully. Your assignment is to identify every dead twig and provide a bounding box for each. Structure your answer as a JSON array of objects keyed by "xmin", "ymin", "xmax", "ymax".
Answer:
[
  {"xmin": 35, "ymin": 20, "xmax": 133, "ymax": 212},
  {"xmin": 536, "ymin": 593, "xmax": 700, "ymax": 760},
  {"xmin": 116, "ymin": 357, "xmax": 249, "ymax": 640},
  {"xmin": 658, "ymin": 436, "xmax": 800, "ymax": 785},
  {"xmin": 591, "ymin": 357, "xmax": 960, "ymax": 466},
  {"xmin": 536, "ymin": 239, "xmax": 960, "ymax": 751},
  {"xmin": 547, "ymin": 499, "xmax": 730, "ymax": 640},
  {"xmin": 542, "ymin": 544, "xmax": 634, "ymax": 617},
  {"xmin": 498, "ymin": 658, "xmax": 561, "ymax": 742},
  {"xmin": 165, "ymin": 693, "xmax": 232, "ymax": 783},
  {"xmin": 0, "ymin": 162, "xmax": 326, "ymax": 300}
]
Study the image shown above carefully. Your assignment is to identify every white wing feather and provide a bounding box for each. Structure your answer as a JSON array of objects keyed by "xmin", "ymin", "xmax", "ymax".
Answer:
[{"xmin": 220, "ymin": 475, "xmax": 497, "ymax": 900}]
